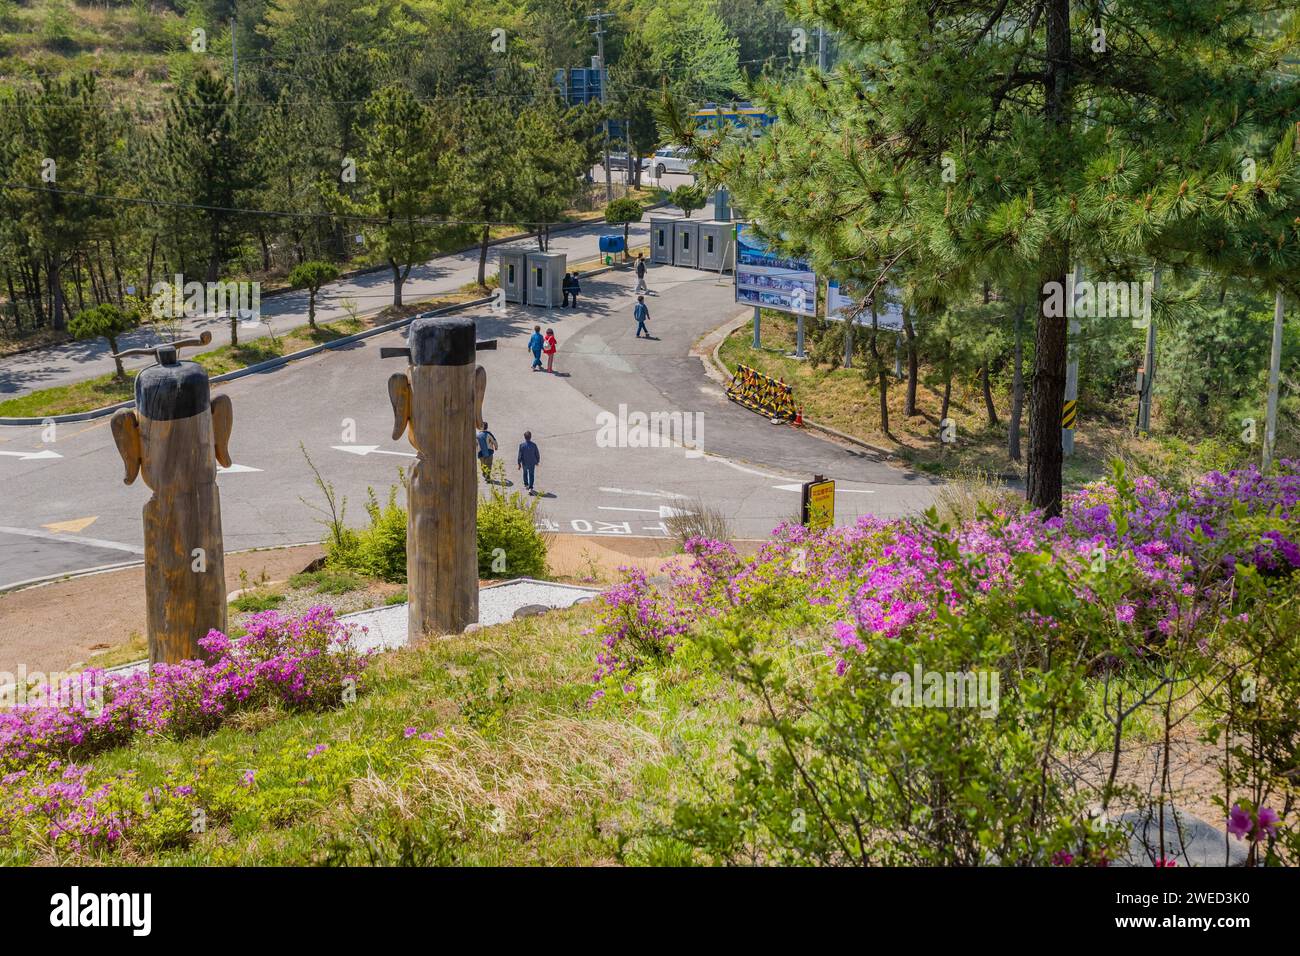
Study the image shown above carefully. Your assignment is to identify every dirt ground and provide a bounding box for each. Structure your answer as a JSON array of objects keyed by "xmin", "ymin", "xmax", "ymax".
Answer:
[{"xmin": 0, "ymin": 534, "xmax": 713, "ymax": 674}]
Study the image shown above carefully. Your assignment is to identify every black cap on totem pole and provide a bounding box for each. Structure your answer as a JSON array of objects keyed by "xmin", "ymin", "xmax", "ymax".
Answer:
[
  {"xmin": 380, "ymin": 315, "xmax": 497, "ymax": 364},
  {"xmin": 112, "ymin": 331, "xmax": 214, "ymax": 421}
]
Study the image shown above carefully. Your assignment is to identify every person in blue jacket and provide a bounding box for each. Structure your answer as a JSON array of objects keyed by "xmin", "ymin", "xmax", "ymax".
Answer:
[
  {"xmin": 633, "ymin": 296, "xmax": 651, "ymax": 338},
  {"xmin": 517, "ymin": 431, "xmax": 541, "ymax": 494},
  {"xmin": 527, "ymin": 325, "xmax": 544, "ymax": 370}
]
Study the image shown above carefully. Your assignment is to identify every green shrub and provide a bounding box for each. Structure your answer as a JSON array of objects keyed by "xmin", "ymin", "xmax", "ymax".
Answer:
[
  {"xmin": 327, "ymin": 485, "xmax": 408, "ymax": 583},
  {"xmin": 477, "ymin": 478, "xmax": 547, "ymax": 579},
  {"xmin": 322, "ymin": 475, "xmax": 549, "ymax": 583}
]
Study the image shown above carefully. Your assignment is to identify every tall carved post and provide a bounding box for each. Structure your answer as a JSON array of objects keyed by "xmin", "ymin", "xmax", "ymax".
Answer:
[
  {"xmin": 383, "ymin": 317, "xmax": 495, "ymax": 637},
  {"xmin": 109, "ymin": 332, "xmax": 232, "ymax": 664}
]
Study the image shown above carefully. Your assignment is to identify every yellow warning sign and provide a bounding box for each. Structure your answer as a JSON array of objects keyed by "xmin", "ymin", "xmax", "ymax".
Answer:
[
  {"xmin": 802, "ymin": 478, "xmax": 835, "ymax": 532},
  {"xmin": 1062, "ymin": 400, "xmax": 1078, "ymax": 429}
]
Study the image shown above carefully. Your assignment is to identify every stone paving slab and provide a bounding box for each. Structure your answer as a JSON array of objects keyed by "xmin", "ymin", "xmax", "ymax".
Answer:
[{"xmin": 339, "ymin": 577, "xmax": 602, "ymax": 654}]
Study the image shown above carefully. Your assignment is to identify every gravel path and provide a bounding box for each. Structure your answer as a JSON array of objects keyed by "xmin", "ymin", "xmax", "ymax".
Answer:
[{"xmin": 339, "ymin": 578, "xmax": 602, "ymax": 653}]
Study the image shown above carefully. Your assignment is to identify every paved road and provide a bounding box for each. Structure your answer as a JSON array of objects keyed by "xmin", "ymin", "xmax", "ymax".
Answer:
[
  {"xmin": 0, "ymin": 264, "xmax": 937, "ymax": 593},
  {"xmin": 0, "ymin": 216, "xmax": 656, "ymax": 402}
]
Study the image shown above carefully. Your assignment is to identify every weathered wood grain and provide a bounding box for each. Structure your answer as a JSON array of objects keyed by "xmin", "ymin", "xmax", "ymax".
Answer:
[{"xmin": 405, "ymin": 363, "xmax": 477, "ymax": 637}]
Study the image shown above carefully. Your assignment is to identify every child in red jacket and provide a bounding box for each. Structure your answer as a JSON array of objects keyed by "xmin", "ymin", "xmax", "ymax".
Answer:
[{"xmin": 543, "ymin": 328, "xmax": 558, "ymax": 373}]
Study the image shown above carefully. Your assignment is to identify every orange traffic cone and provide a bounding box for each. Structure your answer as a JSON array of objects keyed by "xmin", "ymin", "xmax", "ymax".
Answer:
[{"xmin": 793, "ymin": 406, "xmax": 804, "ymax": 427}]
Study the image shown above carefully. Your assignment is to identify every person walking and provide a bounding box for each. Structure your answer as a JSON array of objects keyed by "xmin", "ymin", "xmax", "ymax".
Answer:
[
  {"xmin": 543, "ymin": 327, "xmax": 558, "ymax": 373},
  {"xmin": 517, "ymin": 430, "xmax": 541, "ymax": 494},
  {"xmin": 633, "ymin": 295, "xmax": 651, "ymax": 338},
  {"xmin": 475, "ymin": 421, "xmax": 498, "ymax": 482},
  {"xmin": 527, "ymin": 325, "xmax": 544, "ymax": 371},
  {"xmin": 634, "ymin": 253, "xmax": 648, "ymax": 294},
  {"xmin": 561, "ymin": 272, "xmax": 573, "ymax": 308},
  {"xmin": 568, "ymin": 272, "xmax": 581, "ymax": 308}
]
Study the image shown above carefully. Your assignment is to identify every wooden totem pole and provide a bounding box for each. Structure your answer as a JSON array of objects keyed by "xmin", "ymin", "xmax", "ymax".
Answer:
[
  {"xmin": 383, "ymin": 317, "xmax": 495, "ymax": 637},
  {"xmin": 109, "ymin": 331, "xmax": 232, "ymax": 664}
]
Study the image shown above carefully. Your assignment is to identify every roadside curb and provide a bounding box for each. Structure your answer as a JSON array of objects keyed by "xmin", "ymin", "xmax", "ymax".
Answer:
[
  {"xmin": 0, "ymin": 204, "xmax": 664, "ymax": 365},
  {"xmin": 0, "ymin": 296, "xmax": 493, "ymax": 426},
  {"xmin": 0, "ymin": 541, "xmax": 323, "ymax": 596},
  {"xmin": 702, "ymin": 313, "xmax": 899, "ymax": 461},
  {"xmin": 0, "ymin": 203, "xmax": 669, "ymax": 427}
]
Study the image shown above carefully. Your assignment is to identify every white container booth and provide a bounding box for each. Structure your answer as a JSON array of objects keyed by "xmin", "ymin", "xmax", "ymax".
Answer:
[
  {"xmin": 672, "ymin": 220, "xmax": 700, "ymax": 268},
  {"xmin": 525, "ymin": 252, "xmax": 567, "ymax": 308},
  {"xmin": 696, "ymin": 221, "xmax": 734, "ymax": 272},
  {"xmin": 498, "ymin": 249, "xmax": 528, "ymax": 304},
  {"xmin": 650, "ymin": 218, "xmax": 674, "ymax": 265}
]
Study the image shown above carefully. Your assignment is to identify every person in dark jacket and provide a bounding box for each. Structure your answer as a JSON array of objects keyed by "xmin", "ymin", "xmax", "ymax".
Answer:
[
  {"xmin": 567, "ymin": 273, "xmax": 581, "ymax": 308},
  {"xmin": 561, "ymin": 272, "xmax": 573, "ymax": 307},
  {"xmin": 635, "ymin": 253, "xmax": 648, "ymax": 294},
  {"xmin": 517, "ymin": 430, "xmax": 541, "ymax": 494},
  {"xmin": 475, "ymin": 422, "xmax": 498, "ymax": 481}
]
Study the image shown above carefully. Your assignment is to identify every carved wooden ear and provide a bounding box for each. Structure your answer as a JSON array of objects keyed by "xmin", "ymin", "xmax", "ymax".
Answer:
[
  {"xmin": 110, "ymin": 409, "xmax": 142, "ymax": 485},
  {"xmin": 474, "ymin": 365, "xmax": 487, "ymax": 429},
  {"xmin": 211, "ymin": 394, "xmax": 233, "ymax": 469},
  {"xmin": 388, "ymin": 371, "xmax": 412, "ymax": 442}
]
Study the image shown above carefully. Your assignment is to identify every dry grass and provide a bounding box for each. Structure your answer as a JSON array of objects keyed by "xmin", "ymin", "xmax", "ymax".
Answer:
[{"xmin": 719, "ymin": 313, "xmax": 1136, "ymax": 487}]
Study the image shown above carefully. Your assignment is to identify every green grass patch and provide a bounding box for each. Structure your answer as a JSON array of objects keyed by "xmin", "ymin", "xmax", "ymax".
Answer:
[
  {"xmin": 288, "ymin": 569, "xmax": 368, "ymax": 595},
  {"xmin": 0, "ymin": 319, "xmax": 367, "ymax": 418},
  {"xmin": 8, "ymin": 604, "xmax": 745, "ymax": 865},
  {"xmin": 230, "ymin": 591, "xmax": 286, "ymax": 613}
]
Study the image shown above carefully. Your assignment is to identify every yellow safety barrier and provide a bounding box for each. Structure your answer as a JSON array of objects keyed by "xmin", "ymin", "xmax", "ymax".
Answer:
[{"xmin": 726, "ymin": 364, "xmax": 797, "ymax": 422}]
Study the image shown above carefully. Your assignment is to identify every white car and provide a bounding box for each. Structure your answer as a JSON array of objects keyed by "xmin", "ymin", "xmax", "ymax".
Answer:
[{"xmin": 650, "ymin": 146, "xmax": 693, "ymax": 177}]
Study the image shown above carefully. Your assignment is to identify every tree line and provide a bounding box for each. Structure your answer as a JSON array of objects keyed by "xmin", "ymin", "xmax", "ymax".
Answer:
[
  {"xmin": 0, "ymin": 0, "xmax": 802, "ymax": 335},
  {"xmin": 673, "ymin": 0, "xmax": 1300, "ymax": 513}
]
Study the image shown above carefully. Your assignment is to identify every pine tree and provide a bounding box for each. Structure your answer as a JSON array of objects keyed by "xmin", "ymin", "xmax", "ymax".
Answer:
[
  {"xmin": 677, "ymin": 0, "xmax": 1300, "ymax": 514},
  {"xmin": 155, "ymin": 68, "xmax": 264, "ymax": 284},
  {"xmin": 333, "ymin": 85, "xmax": 453, "ymax": 307}
]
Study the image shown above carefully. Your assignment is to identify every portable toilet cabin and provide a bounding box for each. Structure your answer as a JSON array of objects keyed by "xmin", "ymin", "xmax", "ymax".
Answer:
[
  {"xmin": 498, "ymin": 249, "xmax": 528, "ymax": 304},
  {"xmin": 525, "ymin": 251, "xmax": 566, "ymax": 308},
  {"xmin": 672, "ymin": 220, "xmax": 700, "ymax": 268},
  {"xmin": 650, "ymin": 218, "xmax": 674, "ymax": 265},
  {"xmin": 697, "ymin": 221, "xmax": 734, "ymax": 272}
]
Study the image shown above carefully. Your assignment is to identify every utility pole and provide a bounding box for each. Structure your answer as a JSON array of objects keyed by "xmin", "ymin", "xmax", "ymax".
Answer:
[
  {"xmin": 1063, "ymin": 264, "xmax": 1083, "ymax": 456},
  {"xmin": 587, "ymin": 11, "xmax": 614, "ymax": 205},
  {"xmin": 1136, "ymin": 267, "xmax": 1160, "ymax": 435},
  {"xmin": 230, "ymin": 16, "xmax": 239, "ymax": 97},
  {"xmin": 1264, "ymin": 288, "xmax": 1286, "ymax": 470}
]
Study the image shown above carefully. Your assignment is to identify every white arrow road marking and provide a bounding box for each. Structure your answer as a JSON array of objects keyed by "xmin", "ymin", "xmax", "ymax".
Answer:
[
  {"xmin": 772, "ymin": 483, "xmax": 874, "ymax": 493},
  {"xmin": 658, "ymin": 505, "xmax": 696, "ymax": 518},
  {"xmin": 597, "ymin": 487, "xmax": 688, "ymax": 499},
  {"xmin": 0, "ymin": 449, "xmax": 63, "ymax": 461},
  {"xmin": 599, "ymin": 504, "xmax": 698, "ymax": 518},
  {"xmin": 217, "ymin": 463, "xmax": 263, "ymax": 474},
  {"xmin": 0, "ymin": 526, "xmax": 144, "ymax": 554},
  {"xmin": 332, "ymin": 444, "xmax": 417, "ymax": 459}
]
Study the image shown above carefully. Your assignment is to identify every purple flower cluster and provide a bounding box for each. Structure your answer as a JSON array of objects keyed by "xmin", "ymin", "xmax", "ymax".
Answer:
[
  {"xmin": 586, "ymin": 462, "xmax": 1300, "ymax": 680},
  {"xmin": 0, "ymin": 606, "xmax": 370, "ymax": 771},
  {"xmin": 1228, "ymin": 803, "xmax": 1281, "ymax": 842},
  {"xmin": 0, "ymin": 760, "xmax": 128, "ymax": 850}
]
